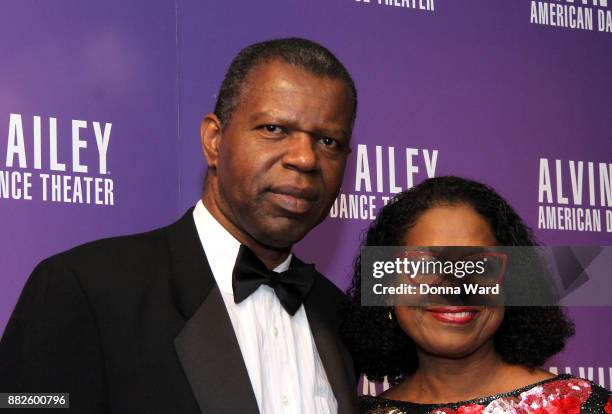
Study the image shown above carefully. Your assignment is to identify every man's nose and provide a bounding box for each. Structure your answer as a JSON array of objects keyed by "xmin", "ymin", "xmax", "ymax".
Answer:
[{"xmin": 281, "ymin": 132, "xmax": 318, "ymax": 173}]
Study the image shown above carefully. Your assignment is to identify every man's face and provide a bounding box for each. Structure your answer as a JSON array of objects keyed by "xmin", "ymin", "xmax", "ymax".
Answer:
[{"xmin": 205, "ymin": 60, "xmax": 353, "ymax": 249}]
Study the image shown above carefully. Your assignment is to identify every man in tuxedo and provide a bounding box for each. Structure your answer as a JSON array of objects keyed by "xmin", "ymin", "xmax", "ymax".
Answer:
[{"xmin": 0, "ymin": 38, "xmax": 358, "ymax": 413}]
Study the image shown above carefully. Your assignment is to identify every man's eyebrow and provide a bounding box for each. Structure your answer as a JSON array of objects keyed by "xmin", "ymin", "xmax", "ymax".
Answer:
[
  {"xmin": 312, "ymin": 127, "xmax": 350, "ymax": 141},
  {"xmin": 248, "ymin": 111, "xmax": 294, "ymax": 123},
  {"xmin": 249, "ymin": 111, "xmax": 349, "ymax": 139}
]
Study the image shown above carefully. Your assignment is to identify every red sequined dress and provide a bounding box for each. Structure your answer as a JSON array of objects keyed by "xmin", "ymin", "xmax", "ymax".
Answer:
[{"xmin": 360, "ymin": 374, "xmax": 611, "ymax": 413}]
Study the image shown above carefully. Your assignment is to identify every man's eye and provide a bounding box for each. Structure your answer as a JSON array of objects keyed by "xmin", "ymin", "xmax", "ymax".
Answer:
[
  {"xmin": 319, "ymin": 137, "xmax": 338, "ymax": 147},
  {"xmin": 262, "ymin": 125, "xmax": 284, "ymax": 134}
]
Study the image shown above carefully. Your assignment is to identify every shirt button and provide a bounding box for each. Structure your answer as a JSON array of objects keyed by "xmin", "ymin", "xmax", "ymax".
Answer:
[
  {"xmin": 281, "ymin": 395, "xmax": 289, "ymax": 406},
  {"xmin": 272, "ymin": 326, "xmax": 278, "ymax": 337}
]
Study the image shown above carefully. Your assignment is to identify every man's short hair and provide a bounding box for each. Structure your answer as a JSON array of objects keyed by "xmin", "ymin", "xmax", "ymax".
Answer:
[{"xmin": 214, "ymin": 37, "xmax": 358, "ymax": 133}]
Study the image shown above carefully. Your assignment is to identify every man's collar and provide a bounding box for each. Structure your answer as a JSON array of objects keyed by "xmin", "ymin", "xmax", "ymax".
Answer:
[{"xmin": 192, "ymin": 200, "xmax": 292, "ymax": 294}]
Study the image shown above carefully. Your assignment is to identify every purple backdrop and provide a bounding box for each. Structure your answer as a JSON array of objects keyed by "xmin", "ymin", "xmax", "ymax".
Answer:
[
  {"xmin": 2, "ymin": 0, "xmax": 611, "ymax": 393},
  {"xmin": 0, "ymin": 0, "xmax": 178, "ymax": 334}
]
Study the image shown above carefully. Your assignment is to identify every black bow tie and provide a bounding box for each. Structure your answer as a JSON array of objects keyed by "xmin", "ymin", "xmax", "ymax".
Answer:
[{"xmin": 232, "ymin": 245, "xmax": 315, "ymax": 315}]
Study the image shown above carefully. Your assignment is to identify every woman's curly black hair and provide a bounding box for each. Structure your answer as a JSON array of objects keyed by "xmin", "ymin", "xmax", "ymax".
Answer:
[{"xmin": 341, "ymin": 176, "xmax": 575, "ymax": 385}]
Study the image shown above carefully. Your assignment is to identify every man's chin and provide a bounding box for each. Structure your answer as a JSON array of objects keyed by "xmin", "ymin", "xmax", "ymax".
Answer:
[{"xmin": 251, "ymin": 219, "xmax": 313, "ymax": 249}]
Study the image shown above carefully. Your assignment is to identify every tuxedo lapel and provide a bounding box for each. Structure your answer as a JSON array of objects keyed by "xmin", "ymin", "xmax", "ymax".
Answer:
[
  {"xmin": 300, "ymin": 259, "xmax": 358, "ymax": 414},
  {"xmin": 168, "ymin": 210, "xmax": 259, "ymax": 414},
  {"xmin": 174, "ymin": 285, "xmax": 259, "ymax": 413}
]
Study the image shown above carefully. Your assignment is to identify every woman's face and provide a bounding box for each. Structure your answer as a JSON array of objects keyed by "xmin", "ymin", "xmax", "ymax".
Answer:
[{"xmin": 394, "ymin": 203, "xmax": 505, "ymax": 359}]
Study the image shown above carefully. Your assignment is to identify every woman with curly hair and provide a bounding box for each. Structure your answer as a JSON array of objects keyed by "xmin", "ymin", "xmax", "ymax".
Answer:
[{"xmin": 342, "ymin": 176, "xmax": 611, "ymax": 413}]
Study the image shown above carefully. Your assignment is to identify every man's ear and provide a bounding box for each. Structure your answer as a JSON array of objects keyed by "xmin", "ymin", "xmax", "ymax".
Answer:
[{"xmin": 200, "ymin": 113, "xmax": 223, "ymax": 168}]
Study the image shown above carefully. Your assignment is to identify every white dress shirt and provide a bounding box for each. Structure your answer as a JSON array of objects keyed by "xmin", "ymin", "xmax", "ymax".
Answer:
[{"xmin": 192, "ymin": 200, "xmax": 337, "ymax": 414}]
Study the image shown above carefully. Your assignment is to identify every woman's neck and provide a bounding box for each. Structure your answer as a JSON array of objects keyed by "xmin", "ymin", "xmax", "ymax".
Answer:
[
  {"xmin": 409, "ymin": 342, "xmax": 504, "ymax": 403},
  {"xmin": 383, "ymin": 342, "xmax": 553, "ymax": 404}
]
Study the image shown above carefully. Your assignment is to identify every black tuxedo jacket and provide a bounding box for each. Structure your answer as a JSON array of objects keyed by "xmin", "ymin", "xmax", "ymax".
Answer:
[{"xmin": 0, "ymin": 209, "xmax": 358, "ymax": 413}]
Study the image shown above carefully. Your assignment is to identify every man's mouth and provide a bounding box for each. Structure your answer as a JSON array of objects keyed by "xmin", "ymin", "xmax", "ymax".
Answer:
[{"xmin": 268, "ymin": 186, "xmax": 317, "ymax": 215}]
